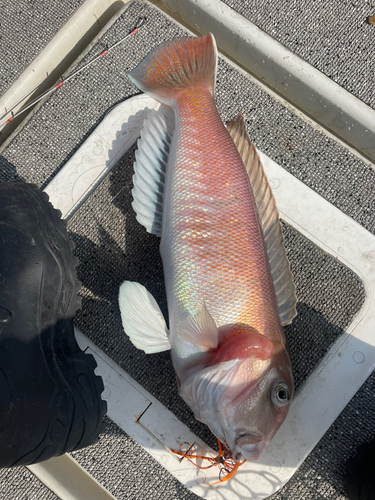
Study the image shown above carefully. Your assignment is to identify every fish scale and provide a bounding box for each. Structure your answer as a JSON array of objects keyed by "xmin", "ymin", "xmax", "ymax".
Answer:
[{"xmin": 163, "ymin": 87, "xmax": 281, "ymax": 341}]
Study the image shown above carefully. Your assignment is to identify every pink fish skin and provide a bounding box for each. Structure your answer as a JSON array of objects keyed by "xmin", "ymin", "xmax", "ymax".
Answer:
[{"xmin": 128, "ymin": 34, "xmax": 294, "ymax": 462}]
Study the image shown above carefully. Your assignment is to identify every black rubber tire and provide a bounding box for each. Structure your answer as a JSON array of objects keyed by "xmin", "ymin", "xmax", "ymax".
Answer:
[
  {"xmin": 345, "ymin": 441, "xmax": 375, "ymax": 500},
  {"xmin": 0, "ymin": 181, "xmax": 107, "ymax": 468}
]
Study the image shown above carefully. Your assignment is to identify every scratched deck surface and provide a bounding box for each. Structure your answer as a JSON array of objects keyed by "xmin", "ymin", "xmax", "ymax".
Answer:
[{"xmin": 0, "ymin": 1, "xmax": 374, "ymax": 499}]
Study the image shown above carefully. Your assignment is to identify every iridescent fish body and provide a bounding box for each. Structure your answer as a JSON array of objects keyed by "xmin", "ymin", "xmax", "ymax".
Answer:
[{"xmin": 119, "ymin": 34, "xmax": 297, "ymax": 462}]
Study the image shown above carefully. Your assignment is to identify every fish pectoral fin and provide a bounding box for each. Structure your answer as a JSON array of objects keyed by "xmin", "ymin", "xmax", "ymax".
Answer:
[
  {"xmin": 177, "ymin": 302, "xmax": 218, "ymax": 350},
  {"xmin": 131, "ymin": 108, "xmax": 174, "ymax": 237},
  {"xmin": 227, "ymin": 114, "xmax": 297, "ymax": 326},
  {"xmin": 118, "ymin": 281, "xmax": 170, "ymax": 353}
]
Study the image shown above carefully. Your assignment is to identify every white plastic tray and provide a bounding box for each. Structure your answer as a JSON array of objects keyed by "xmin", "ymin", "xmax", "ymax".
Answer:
[{"xmin": 44, "ymin": 94, "xmax": 375, "ymax": 499}]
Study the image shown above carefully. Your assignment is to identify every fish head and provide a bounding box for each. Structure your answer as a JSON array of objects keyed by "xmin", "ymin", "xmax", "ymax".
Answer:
[
  {"xmin": 179, "ymin": 340, "xmax": 293, "ymax": 462},
  {"xmin": 225, "ymin": 343, "xmax": 293, "ymax": 461}
]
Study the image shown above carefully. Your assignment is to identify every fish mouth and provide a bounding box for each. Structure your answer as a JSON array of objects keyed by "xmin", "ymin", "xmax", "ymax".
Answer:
[{"xmin": 233, "ymin": 434, "xmax": 267, "ymax": 462}]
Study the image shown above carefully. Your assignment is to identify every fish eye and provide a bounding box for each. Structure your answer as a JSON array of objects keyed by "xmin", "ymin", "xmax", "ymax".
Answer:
[{"xmin": 271, "ymin": 381, "xmax": 291, "ymax": 407}]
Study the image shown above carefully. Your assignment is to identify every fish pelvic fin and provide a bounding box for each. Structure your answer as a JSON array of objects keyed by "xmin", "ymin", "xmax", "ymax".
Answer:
[
  {"xmin": 119, "ymin": 281, "xmax": 170, "ymax": 353},
  {"xmin": 128, "ymin": 34, "xmax": 217, "ymax": 105},
  {"xmin": 177, "ymin": 302, "xmax": 218, "ymax": 350},
  {"xmin": 227, "ymin": 114, "xmax": 297, "ymax": 326}
]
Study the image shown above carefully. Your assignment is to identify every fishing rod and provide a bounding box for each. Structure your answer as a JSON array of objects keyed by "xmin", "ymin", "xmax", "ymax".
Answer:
[{"xmin": 0, "ymin": 17, "xmax": 147, "ymax": 129}]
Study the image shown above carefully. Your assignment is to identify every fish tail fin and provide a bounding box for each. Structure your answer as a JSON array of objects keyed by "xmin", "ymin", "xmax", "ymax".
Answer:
[{"xmin": 128, "ymin": 34, "xmax": 217, "ymax": 105}]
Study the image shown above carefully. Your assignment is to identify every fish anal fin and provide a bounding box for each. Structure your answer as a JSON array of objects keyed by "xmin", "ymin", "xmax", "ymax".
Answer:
[
  {"xmin": 118, "ymin": 281, "xmax": 170, "ymax": 354},
  {"xmin": 227, "ymin": 114, "xmax": 297, "ymax": 326}
]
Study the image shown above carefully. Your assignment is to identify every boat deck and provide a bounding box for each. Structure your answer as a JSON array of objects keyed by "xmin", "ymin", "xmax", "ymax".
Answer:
[{"xmin": 1, "ymin": 1, "xmax": 374, "ymax": 499}]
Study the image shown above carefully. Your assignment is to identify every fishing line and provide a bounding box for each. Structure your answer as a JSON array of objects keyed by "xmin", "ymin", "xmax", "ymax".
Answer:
[{"xmin": 0, "ymin": 17, "xmax": 147, "ymax": 128}]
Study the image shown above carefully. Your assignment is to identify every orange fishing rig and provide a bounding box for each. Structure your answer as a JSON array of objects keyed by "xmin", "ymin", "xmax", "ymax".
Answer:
[{"xmin": 170, "ymin": 439, "xmax": 247, "ymax": 485}]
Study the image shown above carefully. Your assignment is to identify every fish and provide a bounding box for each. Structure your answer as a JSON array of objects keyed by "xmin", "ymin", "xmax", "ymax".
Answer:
[{"xmin": 118, "ymin": 33, "xmax": 297, "ymax": 462}]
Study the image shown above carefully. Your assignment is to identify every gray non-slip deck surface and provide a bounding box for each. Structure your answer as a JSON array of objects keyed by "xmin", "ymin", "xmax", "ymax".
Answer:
[
  {"xmin": 0, "ymin": 0, "xmax": 84, "ymax": 98},
  {"xmin": 0, "ymin": 1, "xmax": 374, "ymax": 499},
  {"xmin": 222, "ymin": 0, "xmax": 375, "ymax": 110},
  {"xmin": 0, "ymin": 466, "xmax": 59, "ymax": 500},
  {"xmin": 71, "ymin": 417, "xmax": 198, "ymax": 499}
]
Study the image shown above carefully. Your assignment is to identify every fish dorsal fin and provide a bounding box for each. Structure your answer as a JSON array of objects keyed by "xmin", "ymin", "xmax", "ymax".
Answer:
[
  {"xmin": 131, "ymin": 109, "xmax": 174, "ymax": 237},
  {"xmin": 227, "ymin": 115, "xmax": 297, "ymax": 326},
  {"xmin": 177, "ymin": 303, "xmax": 218, "ymax": 350},
  {"xmin": 119, "ymin": 281, "xmax": 170, "ymax": 353}
]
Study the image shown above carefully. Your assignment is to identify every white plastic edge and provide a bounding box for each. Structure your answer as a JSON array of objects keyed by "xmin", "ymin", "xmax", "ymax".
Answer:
[
  {"xmin": 159, "ymin": 0, "xmax": 375, "ymax": 164},
  {"xmin": 27, "ymin": 455, "xmax": 117, "ymax": 500},
  {"xmin": 44, "ymin": 95, "xmax": 375, "ymax": 499},
  {"xmin": 0, "ymin": 0, "xmax": 127, "ymax": 131},
  {"xmin": 44, "ymin": 94, "xmax": 164, "ymax": 220}
]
